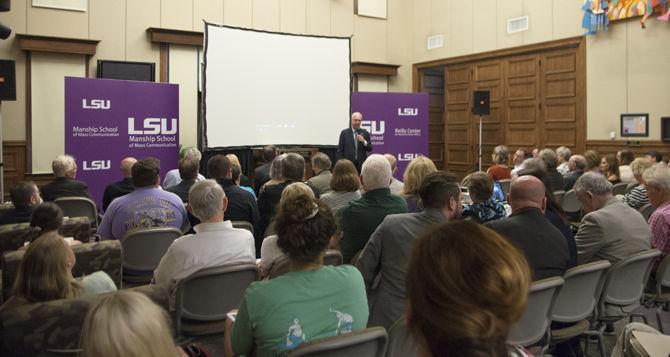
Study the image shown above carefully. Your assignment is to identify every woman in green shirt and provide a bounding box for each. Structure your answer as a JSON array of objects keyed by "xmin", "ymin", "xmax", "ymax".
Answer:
[{"xmin": 224, "ymin": 182, "xmax": 369, "ymax": 357}]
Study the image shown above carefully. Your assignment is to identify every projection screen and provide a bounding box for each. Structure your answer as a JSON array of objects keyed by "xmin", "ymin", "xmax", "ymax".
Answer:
[{"xmin": 204, "ymin": 24, "xmax": 351, "ymax": 147}]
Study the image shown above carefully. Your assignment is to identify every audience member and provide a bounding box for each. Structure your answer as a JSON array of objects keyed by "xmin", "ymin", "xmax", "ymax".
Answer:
[
  {"xmin": 28, "ymin": 202, "xmax": 83, "ymax": 245},
  {"xmin": 41, "ymin": 155, "xmax": 93, "ymax": 202},
  {"xmin": 306, "ymin": 152, "xmax": 333, "ymax": 195},
  {"xmin": 102, "ymin": 157, "xmax": 136, "ymax": 212},
  {"xmin": 600, "ymin": 154, "xmax": 621, "ymax": 184},
  {"xmin": 224, "ymin": 189, "xmax": 368, "ymax": 357},
  {"xmin": 339, "ymin": 154, "xmax": 408, "ymax": 263},
  {"xmin": 165, "ymin": 158, "xmax": 198, "ymax": 203},
  {"xmin": 259, "ymin": 183, "xmax": 317, "ymax": 277},
  {"xmin": 319, "ymin": 159, "xmax": 361, "ymax": 214},
  {"xmin": 262, "ymin": 153, "xmax": 286, "ymax": 189},
  {"xmin": 486, "ymin": 145, "xmax": 511, "ymax": 181},
  {"xmin": 564, "ymin": 154, "xmax": 587, "ymax": 191},
  {"xmin": 617, "ymin": 149, "xmax": 635, "ymax": 184},
  {"xmin": 384, "ymin": 153, "xmax": 405, "ymax": 195},
  {"xmin": 517, "ymin": 157, "xmax": 546, "ymax": 175},
  {"xmin": 643, "ymin": 164, "xmax": 670, "ymax": 261},
  {"xmin": 0, "ymin": 181, "xmax": 41, "ymax": 225},
  {"xmin": 406, "ymin": 220, "xmax": 532, "ymax": 357},
  {"xmin": 401, "ymin": 156, "xmax": 437, "ymax": 212},
  {"xmin": 518, "ymin": 168, "xmax": 577, "ymax": 268},
  {"xmin": 486, "ymin": 176, "xmax": 569, "ymax": 280},
  {"xmin": 206, "ymin": 155, "xmax": 260, "ymax": 246},
  {"xmin": 460, "ymin": 171, "xmax": 506, "ymax": 223},
  {"xmin": 231, "ymin": 165, "xmax": 256, "ymax": 199},
  {"xmin": 510, "ymin": 148, "xmax": 526, "ymax": 176},
  {"xmin": 573, "ymin": 172, "xmax": 651, "ymax": 264},
  {"xmin": 154, "ymin": 180, "xmax": 255, "ymax": 285},
  {"xmin": 162, "ymin": 147, "xmax": 205, "ymax": 188},
  {"xmin": 556, "ymin": 146, "xmax": 572, "ymax": 176},
  {"xmin": 0, "ymin": 232, "xmax": 115, "ymax": 312},
  {"xmin": 98, "ymin": 158, "xmax": 189, "ymax": 240},
  {"xmin": 532, "ymin": 148, "xmax": 539, "ymax": 158},
  {"xmin": 253, "ymin": 144, "xmax": 277, "ymax": 194},
  {"xmin": 645, "ymin": 151, "xmax": 663, "ymax": 165},
  {"xmin": 583, "ymin": 150, "xmax": 601, "ymax": 173},
  {"xmin": 226, "ymin": 154, "xmax": 253, "ymax": 188},
  {"xmin": 539, "ymin": 148, "xmax": 564, "ymax": 192},
  {"xmin": 80, "ymin": 291, "xmax": 185, "ymax": 357},
  {"xmin": 355, "ymin": 171, "xmax": 461, "ymax": 329},
  {"xmin": 620, "ymin": 158, "xmax": 653, "ymax": 209},
  {"xmin": 257, "ymin": 153, "xmax": 310, "ymax": 239}
]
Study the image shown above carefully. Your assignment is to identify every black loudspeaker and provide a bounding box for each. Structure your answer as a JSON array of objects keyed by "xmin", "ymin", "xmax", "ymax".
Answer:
[
  {"xmin": 662, "ymin": 117, "xmax": 670, "ymax": 142},
  {"xmin": 472, "ymin": 90, "xmax": 490, "ymax": 116},
  {"xmin": 0, "ymin": 0, "xmax": 9, "ymax": 12},
  {"xmin": 0, "ymin": 59, "xmax": 16, "ymax": 101}
]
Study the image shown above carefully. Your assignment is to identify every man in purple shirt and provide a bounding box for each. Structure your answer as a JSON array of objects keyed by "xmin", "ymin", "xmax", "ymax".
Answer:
[{"xmin": 98, "ymin": 157, "xmax": 189, "ymax": 240}]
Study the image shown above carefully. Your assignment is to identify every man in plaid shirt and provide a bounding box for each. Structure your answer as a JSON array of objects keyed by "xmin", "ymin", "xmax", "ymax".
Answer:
[{"xmin": 643, "ymin": 164, "xmax": 670, "ymax": 261}]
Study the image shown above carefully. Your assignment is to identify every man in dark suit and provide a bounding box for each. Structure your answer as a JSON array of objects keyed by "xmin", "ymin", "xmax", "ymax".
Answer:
[
  {"xmin": 165, "ymin": 158, "xmax": 198, "ymax": 203},
  {"xmin": 41, "ymin": 155, "xmax": 93, "ymax": 202},
  {"xmin": 253, "ymin": 144, "xmax": 276, "ymax": 194},
  {"xmin": 102, "ymin": 157, "xmax": 136, "ymax": 212},
  {"xmin": 337, "ymin": 112, "xmax": 373, "ymax": 172},
  {"xmin": 486, "ymin": 175, "xmax": 569, "ymax": 280},
  {"xmin": 0, "ymin": 181, "xmax": 42, "ymax": 225}
]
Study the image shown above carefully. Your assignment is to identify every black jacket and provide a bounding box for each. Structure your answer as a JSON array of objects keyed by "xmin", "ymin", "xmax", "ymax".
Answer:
[
  {"xmin": 337, "ymin": 128, "xmax": 373, "ymax": 168},
  {"xmin": 102, "ymin": 177, "xmax": 134, "ymax": 211},
  {"xmin": 41, "ymin": 177, "xmax": 93, "ymax": 202},
  {"xmin": 486, "ymin": 207, "xmax": 569, "ymax": 280},
  {"xmin": 165, "ymin": 179, "xmax": 195, "ymax": 203}
]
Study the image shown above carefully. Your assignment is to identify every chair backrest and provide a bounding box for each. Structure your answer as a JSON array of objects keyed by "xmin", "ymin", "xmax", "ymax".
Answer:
[
  {"xmin": 268, "ymin": 255, "xmax": 291, "ymax": 279},
  {"xmin": 638, "ymin": 203, "xmax": 655, "ymax": 222},
  {"xmin": 288, "ymin": 327, "xmax": 388, "ymax": 357},
  {"xmin": 553, "ymin": 190, "xmax": 566, "ymax": 206},
  {"xmin": 386, "ymin": 316, "xmax": 418, "ymax": 357},
  {"xmin": 611, "ymin": 182, "xmax": 628, "ymax": 196},
  {"xmin": 2, "ymin": 240, "xmax": 123, "ymax": 302},
  {"xmin": 598, "ymin": 249, "xmax": 661, "ymax": 317},
  {"xmin": 53, "ymin": 197, "xmax": 98, "ymax": 228},
  {"xmin": 61, "ymin": 216, "xmax": 93, "ymax": 243},
  {"xmin": 655, "ymin": 254, "xmax": 670, "ymax": 295},
  {"xmin": 0, "ymin": 223, "xmax": 36, "ymax": 254},
  {"xmin": 625, "ymin": 182, "xmax": 639, "ymax": 194},
  {"xmin": 553, "ymin": 260, "xmax": 611, "ymax": 323},
  {"xmin": 323, "ymin": 250, "xmax": 343, "ymax": 266},
  {"xmin": 508, "ymin": 276, "xmax": 564, "ymax": 347},
  {"xmin": 231, "ymin": 220, "xmax": 254, "ymax": 234},
  {"xmin": 561, "ymin": 189, "xmax": 582, "ymax": 214},
  {"xmin": 499, "ymin": 179, "xmax": 511, "ymax": 197},
  {"xmin": 175, "ymin": 264, "xmax": 258, "ymax": 332},
  {"xmin": 121, "ymin": 227, "xmax": 182, "ymax": 271}
]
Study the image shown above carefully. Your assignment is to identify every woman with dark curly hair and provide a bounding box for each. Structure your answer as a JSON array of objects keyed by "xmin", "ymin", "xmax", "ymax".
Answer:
[
  {"xmin": 225, "ymin": 182, "xmax": 369, "ymax": 357},
  {"xmin": 406, "ymin": 220, "xmax": 532, "ymax": 357}
]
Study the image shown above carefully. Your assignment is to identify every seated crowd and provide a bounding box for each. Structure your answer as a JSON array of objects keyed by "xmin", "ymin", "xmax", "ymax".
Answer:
[{"xmin": 0, "ymin": 144, "xmax": 668, "ymax": 356}]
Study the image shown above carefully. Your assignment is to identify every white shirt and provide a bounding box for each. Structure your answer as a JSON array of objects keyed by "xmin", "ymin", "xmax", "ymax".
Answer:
[
  {"xmin": 153, "ymin": 220, "xmax": 256, "ymax": 285},
  {"xmin": 557, "ymin": 162, "xmax": 570, "ymax": 176},
  {"xmin": 162, "ymin": 168, "xmax": 206, "ymax": 189},
  {"xmin": 259, "ymin": 234, "xmax": 284, "ymax": 277},
  {"xmin": 389, "ymin": 178, "xmax": 404, "ymax": 196}
]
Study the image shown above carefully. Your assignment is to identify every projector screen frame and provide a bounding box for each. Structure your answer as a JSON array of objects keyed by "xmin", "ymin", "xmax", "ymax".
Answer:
[{"xmin": 202, "ymin": 22, "xmax": 352, "ymax": 150}]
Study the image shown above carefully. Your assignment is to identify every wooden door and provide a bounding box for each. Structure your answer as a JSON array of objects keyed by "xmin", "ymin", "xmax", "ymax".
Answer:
[
  {"xmin": 420, "ymin": 69, "xmax": 445, "ymax": 170},
  {"xmin": 473, "ymin": 60, "xmax": 505, "ymax": 170},
  {"xmin": 505, "ymin": 54, "xmax": 541, "ymax": 154},
  {"xmin": 444, "ymin": 65, "xmax": 473, "ymax": 178}
]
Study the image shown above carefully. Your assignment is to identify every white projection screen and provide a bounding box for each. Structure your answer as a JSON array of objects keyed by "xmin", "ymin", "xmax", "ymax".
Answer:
[{"xmin": 204, "ymin": 24, "xmax": 351, "ymax": 147}]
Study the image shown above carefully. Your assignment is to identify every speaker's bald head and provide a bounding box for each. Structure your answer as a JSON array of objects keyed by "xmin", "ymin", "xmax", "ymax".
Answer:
[
  {"xmin": 509, "ymin": 175, "xmax": 546, "ymax": 211},
  {"xmin": 120, "ymin": 157, "xmax": 137, "ymax": 177}
]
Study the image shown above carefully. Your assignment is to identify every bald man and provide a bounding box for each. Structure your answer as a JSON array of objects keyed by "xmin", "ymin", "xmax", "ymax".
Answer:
[
  {"xmin": 337, "ymin": 112, "xmax": 373, "ymax": 173},
  {"xmin": 486, "ymin": 176, "xmax": 569, "ymax": 280},
  {"xmin": 384, "ymin": 154, "xmax": 404, "ymax": 195},
  {"xmin": 102, "ymin": 157, "xmax": 137, "ymax": 212}
]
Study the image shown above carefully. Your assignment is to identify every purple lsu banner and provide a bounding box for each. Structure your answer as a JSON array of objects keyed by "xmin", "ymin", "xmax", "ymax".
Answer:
[
  {"xmin": 65, "ymin": 77, "xmax": 179, "ymax": 209},
  {"xmin": 352, "ymin": 92, "xmax": 429, "ymax": 180}
]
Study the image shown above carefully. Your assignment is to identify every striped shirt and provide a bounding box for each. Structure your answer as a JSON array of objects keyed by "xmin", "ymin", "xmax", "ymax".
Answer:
[
  {"xmin": 622, "ymin": 185, "xmax": 649, "ymax": 210},
  {"xmin": 649, "ymin": 201, "xmax": 670, "ymax": 260}
]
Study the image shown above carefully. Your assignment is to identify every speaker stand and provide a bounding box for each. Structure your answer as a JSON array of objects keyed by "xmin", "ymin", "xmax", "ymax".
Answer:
[{"xmin": 477, "ymin": 114, "xmax": 483, "ymax": 172}]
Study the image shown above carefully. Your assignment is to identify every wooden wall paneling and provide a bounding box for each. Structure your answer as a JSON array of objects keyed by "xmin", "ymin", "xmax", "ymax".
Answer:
[
  {"xmin": 585, "ymin": 140, "xmax": 670, "ymax": 158},
  {"xmin": 505, "ymin": 54, "xmax": 540, "ymax": 152},
  {"xmin": 473, "ymin": 60, "xmax": 503, "ymax": 169},
  {"xmin": 420, "ymin": 69, "xmax": 445, "ymax": 169},
  {"xmin": 444, "ymin": 64, "xmax": 472, "ymax": 179},
  {"xmin": 2, "ymin": 141, "xmax": 27, "ymax": 201},
  {"xmin": 541, "ymin": 47, "xmax": 580, "ymax": 152}
]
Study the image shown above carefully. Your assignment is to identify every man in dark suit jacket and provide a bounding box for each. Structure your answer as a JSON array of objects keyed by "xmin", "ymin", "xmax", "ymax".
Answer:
[
  {"xmin": 253, "ymin": 144, "xmax": 276, "ymax": 194},
  {"xmin": 41, "ymin": 155, "xmax": 93, "ymax": 202},
  {"xmin": 0, "ymin": 181, "xmax": 42, "ymax": 225},
  {"xmin": 102, "ymin": 157, "xmax": 136, "ymax": 212},
  {"xmin": 486, "ymin": 175, "xmax": 569, "ymax": 280},
  {"xmin": 337, "ymin": 112, "xmax": 373, "ymax": 172},
  {"xmin": 165, "ymin": 158, "xmax": 198, "ymax": 203}
]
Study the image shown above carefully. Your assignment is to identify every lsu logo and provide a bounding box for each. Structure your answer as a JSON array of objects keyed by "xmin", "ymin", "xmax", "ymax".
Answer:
[
  {"xmin": 398, "ymin": 153, "xmax": 422, "ymax": 162},
  {"xmin": 82, "ymin": 160, "xmax": 111, "ymax": 171},
  {"xmin": 361, "ymin": 120, "xmax": 385, "ymax": 135},
  {"xmin": 128, "ymin": 118, "xmax": 177, "ymax": 135},
  {"xmin": 398, "ymin": 108, "xmax": 418, "ymax": 116},
  {"xmin": 82, "ymin": 99, "xmax": 110, "ymax": 110}
]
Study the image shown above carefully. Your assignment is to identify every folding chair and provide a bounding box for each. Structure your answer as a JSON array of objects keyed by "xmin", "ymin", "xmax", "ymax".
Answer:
[
  {"xmin": 231, "ymin": 220, "xmax": 254, "ymax": 234},
  {"xmin": 54, "ymin": 197, "xmax": 99, "ymax": 228},
  {"xmin": 553, "ymin": 190, "xmax": 566, "ymax": 207},
  {"xmin": 611, "ymin": 182, "xmax": 627, "ymax": 196},
  {"xmin": 386, "ymin": 316, "xmax": 418, "ymax": 357},
  {"xmin": 638, "ymin": 203, "xmax": 655, "ymax": 222},
  {"xmin": 646, "ymin": 254, "xmax": 670, "ymax": 333},
  {"xmin": 288, "ymin": 326, "xmax": 387, "ymax": 357},
  {"xmin": 121, "ymin": 227, "xmax": 182, "ymax": 286}
]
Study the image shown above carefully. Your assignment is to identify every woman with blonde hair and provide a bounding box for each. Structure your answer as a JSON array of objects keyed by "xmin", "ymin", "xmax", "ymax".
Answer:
[
  {"xmin": 619, "ymin": 157, "xmax": 653, "ymax": 209},
  {"xmin": 319, "ymin": 159, "xmax": 361, "ymax": 214},
  {"xmin": 80, "ymin": 290, "xmax": 185, "ymax": 357},
  {"xmin": 402, "ymin": 156, "xmax": 438, "ymax": 212},
  {"xmin": 406, "ymin": 220, "xmax": 531, "ymax": 357}
]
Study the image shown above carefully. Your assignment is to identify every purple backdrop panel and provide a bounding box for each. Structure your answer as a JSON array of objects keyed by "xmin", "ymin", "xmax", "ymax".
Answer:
[
  {"xmin": 65, "ymin": 77, "xmax": 179, "ymax": 209},
  {"xmin": 352, "ymin": 92, "xmax": 429, "ymax": 180}
]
